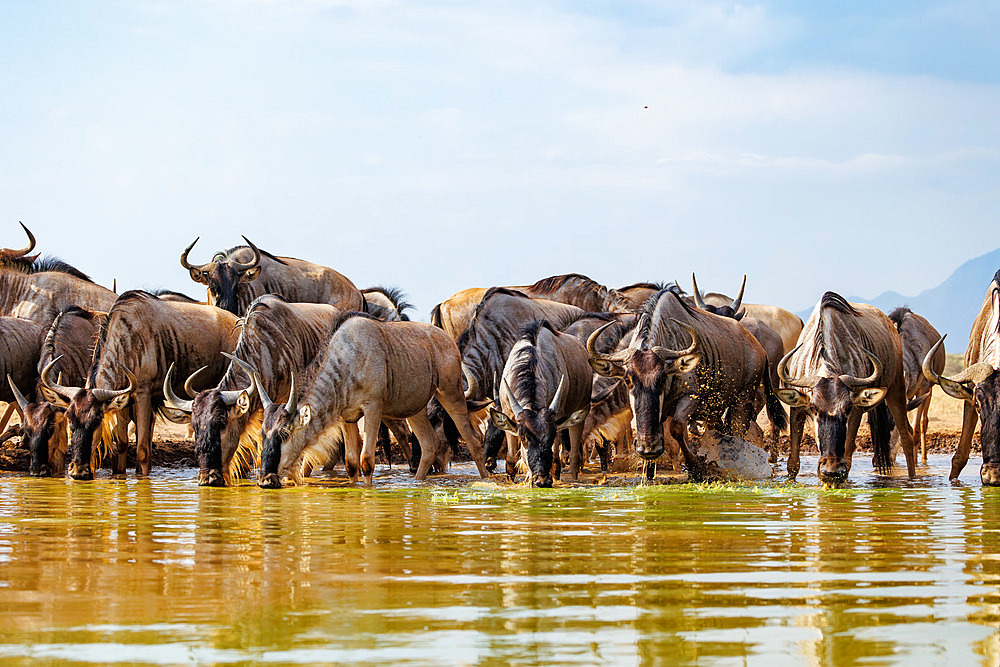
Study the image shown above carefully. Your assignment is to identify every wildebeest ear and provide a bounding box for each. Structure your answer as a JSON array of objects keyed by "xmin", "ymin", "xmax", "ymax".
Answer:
[
  {"xmin": 234, "ymin": 391, "xmax": 251, "ymax": 417},
  {"xmin": 489, "ymin": 408, "xmax": 518, "ymax": 434},
  {"xmin": 161, "ymin": 408, "xmax": 191, "ymax": 425},
  {"xmin": 466, "ymin": 399, "xmax": 492, "ymax": 412},
  {"xmin": 556, "ymin": 408, "xmax": 588, "ymax": 431},
  {"xmin": 852, "ymin": 387, "xmax": 887, "ymax": 408},
  {"xmin": 776, "ymin": 388, "xmax": 809, "ymax": 408},
  {"xmin": 242, "ymin": 267, "xmax": 262, "ymax": 283},
  {"xmin": 667, "ymin": 353, "xmax": 700, "ymax": 375},
  {"xmin": 41, "ymin": 386, "xmax": 69, "ymax": 407},
  {"xmin": 589, "ymin": 358, "xmax": 625, "ymax": 378},
  {"xmin": 189, "ymin": 268, "xmax": 210, "ymax": 285},
  {"xmin": 296, "ymin": 404, "xmax": 311, "ymax": 429}
]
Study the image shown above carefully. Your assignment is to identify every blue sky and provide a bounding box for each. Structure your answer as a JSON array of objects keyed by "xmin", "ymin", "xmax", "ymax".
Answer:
[{"xmin": 1, "ymin": 1, "xmax": 998, "ymax": 319}]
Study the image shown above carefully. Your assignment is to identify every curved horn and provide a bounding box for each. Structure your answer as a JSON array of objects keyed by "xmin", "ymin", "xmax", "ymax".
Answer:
[
  {"xmin": 162, "ymin": 363, "xmax": 193, "ymax": 413},
  {"xmin": 180, "ymin": 237, "xmax": 211, "ymax": 272},
  {"xmin": 284, "ymin": 373, "xmax": 298, "ymax": 415},
  {"xmin": 8, "ymin": 222, "xmax": 36, "ymax": 257},
  {"xmin": 6, "ymin": 375, "xmax": 29, "ymax": 411},
  {"xmin": 730, "ymin": 275, "xmax": 746, "ymax": 312},
  {"xmin": 40, "ymin": 356, "xmax": 82, "ymax": 402},
  {"xmin": 777, "ymin": 344, "xmax": 821, "ymax": 389},
  {"xmin": 463, "ymin": 365, "xmax": 479, "ymax": 400},
  {"xmin": 234, "ymin": 236, "xmax": 262, "ymax": 272},
  {"xmin": 548, "ymin": 375, "xmax": 567, "ymax": 413},
  {"xmin": 253, "ymin": 372, "xmax": 274, "ymax": 410},
  {"xmin": 839, "ymin": 347, "xmax": 883, "ymax": 390},
  {"xmin": 183, "ymin": 366, "xmax": 208, "ymax": 398},
  {"xmin": 923, "ymin": 335, "xmax": 993, "ymax": 400},
  {"xmin": 691, "ymin": 273, "xmax": 707, "ymax": 310},
  {"xmin": 651, "ymin": 319, "xmax": 699, "ymax": 362},
  {"xmin": 502, "ymin": 378, "xmax": 525, "ymax": 418},
  {"xmin": 586, "ymin": 321, "xmax": 634, "ymax": 364},
  {"xmin": 219, "ymin": 352, "xmax": 258, "ymax": 405},
  {"xmin": 91, "ymin": 364, "xmax": 137, "ymax": 403}
]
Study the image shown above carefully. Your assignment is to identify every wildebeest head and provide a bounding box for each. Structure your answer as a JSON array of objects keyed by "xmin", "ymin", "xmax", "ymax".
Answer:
[
  {"xmin": 489, "ymin": 376, "xmax": 587, "ymax": 487},
  {"xmin": 922, "ymin": 335, "xmax": 1000, "ymax": 485},
  {"xmin": 40, "ymin": 357, "xmax": 136, "ymax": 480},
  {"xmin": 776, "ymin": 344, "xmax": 887, "ymax": 484},
  {"xmin": 691, "ymin": 273, "xmax": 746, "ymax": 320},
  {"xmin": 255, "ymin": 371, "xmax": 308, "ymax": 489},
  {"xmin": 180, "ymin": 236, "xmax": 262, "ymax": 314},
  {"xmin": 587, "ymin": 319, "xmax": 701, "ymax": 461},
  {"xmin": 163, "ymin": 354, "xmax": 255, "ymax": 487},
  {"xmin": 7, "ymin": 375, "xmax": 65, "ymax": 477}
]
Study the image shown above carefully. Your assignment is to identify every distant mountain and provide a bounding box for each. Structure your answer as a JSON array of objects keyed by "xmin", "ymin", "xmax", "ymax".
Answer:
[{"xmin": 795, "ymin": 248, "xmax": 1000, "ymax": 352}]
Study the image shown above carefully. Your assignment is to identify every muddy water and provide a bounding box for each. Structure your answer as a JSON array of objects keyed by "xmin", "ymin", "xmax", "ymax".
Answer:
[{"xmin": 0, "ymin": 456, "xmax": 998, "ymax": 665}]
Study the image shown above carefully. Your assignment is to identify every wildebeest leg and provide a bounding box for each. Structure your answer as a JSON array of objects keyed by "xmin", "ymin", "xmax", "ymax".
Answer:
[
  {"xmin": 918, "ymin": 396, "xmax": 931, "ymax": 463},
  {"xmin": 111, "ymin": 410, "xmax": 130, "ymax": 475},
  {"xmin": 375, "ymin": 421, "xmax": 392, "ymax": 467},
  {"xmin": 386, "ymin": 420, "xmax": 412, "ymax": 463},
  {"xmin": 0, "ymin": 402, "xmax": 18, "ymax": 434},
  {"xmin": 787, "ymin": 407, "xmax": 807, "ymax": 479},
  {"xmin": 342, "ymin": 420, "xmax": 361, "ymax": 483},
  {"xmin": 134, "ymin": 395, "xmax": 155, "ymax": 476},
  {"xmin": 885, "ymin": 387, "xmax": 917, "ymax": 479},
  {"xmin": 595, "ymin": 436, "xmax": 610, "ymax": 472},
  {"xmin": 358, "ymin": 405, "xmax": 382, "ymax": 486},
  {"xmin": 842, "ymin": 408, "xmax": 863, "ymax": 474},
  {"xmin": 505, "ymin": 433, "xmax": 519, "ymax": 481},
  {"xmin": 435, "ymin": 391, "xmax": 489, "ymax": 478},
  {"xmin": 662, "ymin": 421, "xmax": 682, "ymax": 471},
  {"xmin": 950, "ymin": 402, "xmax": 978, "ymax": 480},
  {"xmin": 567, "ymin": 422, "xmax": 585, "ymax": 480},
  {"xmin": 552, "ymin": 432, "xmax": 564, "ymax": 481},
  {"xmin": 407, "ymin": 410, "xmax": 442, "ymax": 481}
]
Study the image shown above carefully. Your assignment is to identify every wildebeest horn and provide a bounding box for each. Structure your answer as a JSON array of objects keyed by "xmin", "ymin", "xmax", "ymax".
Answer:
[
  {"xmin": 234, "ymin": 236, "xmax": 262, "ymax": 272},
  {"xmin": 839, "ymin": 347, "xmax": 883, "ymax": 390},
  {"xmin": 7, "ymin": 222, "xmax": 36, "ymax": 257},
  {"xmin": 463, "ymin": 365, "xmax": 479, "ymax": 400},
  {"xmin": 548, "ymin": 375, "xmax": 567, "ymax": 413},
  {"xmin": 651, "ymin": 319, "xmax": 699, "ymax": 362},
  {"xmin": 163, "ymin": 363, "xmax": 193, "ymax": 413},
  {"xmin": 180, "ymin": 237, "xmax": 211, "ymax": 271},
  {"xmin": 730, "ymin": 275, "xmax": 746, "ymax": 312},
  {"xmin": 922, "ymin": 335, "xmax": 993, "ymax": 401},
  {"xmin": 219, "ymin": 352, "xmax": 258, "ymax": 405},
  {"xmin": 6, "ymin": 375, "xmax": 28, "ymax": 411},
  {"xmin": 253, "ymin": 372, "xmax": 273, "ymax": 410},
  {"xmin": 777, "ymin": 344, "xmax": 821, "ymax": 389},
  {"xmin": 284, "ymin": 373, "xmax": 298, "ymax": 415},
  {"xmin": 586, "ymin": 321, "xmax": 634, "ymax": 363},
  {"xmin": 40, "ymin": 356, "xmax": 82, "ymax": 402},
  {"xmin": 91, "ymin": 364, "xmax": 137, "ymax": 403},
  {"xmin": 502, "ymin": 378, "xmax": 524, "ymax": 418},
  {"xmin": 691, "ymin": 273, "xmax": 707, "ymax": 310},
  {"xmin": 182, "ymin": 366, "xmax": 208, "ymax": 398}
]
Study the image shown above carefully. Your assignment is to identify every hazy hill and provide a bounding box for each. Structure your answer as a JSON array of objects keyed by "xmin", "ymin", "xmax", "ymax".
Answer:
[{"xmin": 795, "ymin": 248, "xmax": 1000, "ymax": 352}]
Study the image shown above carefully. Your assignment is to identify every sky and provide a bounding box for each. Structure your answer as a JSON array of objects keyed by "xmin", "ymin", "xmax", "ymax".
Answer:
[{"xmin": 1, "ymin": 0, "xmax": 998, "ymax": 319}]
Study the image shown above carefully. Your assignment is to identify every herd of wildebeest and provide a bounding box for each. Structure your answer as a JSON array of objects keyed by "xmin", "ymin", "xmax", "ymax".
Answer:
[{"xmin": 0, "ymin": 222, "xmax": 998, "ymax": 489}]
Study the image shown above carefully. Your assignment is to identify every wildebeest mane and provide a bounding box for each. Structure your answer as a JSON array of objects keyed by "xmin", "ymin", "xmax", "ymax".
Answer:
[
  {"xmin": 509, "ymin": 320, "xmax": 556, "ymax": 411},
  {"xmin": 819, "ymin": 291, "xmax": 860, "ymax": 316},
  {"xmin": 458, "ymin": 287, "xmax": 531, "ymax": 349},
  {"xmin": 149, "ymin": 289, "xmax": 199, "ymax": 303},
  {"xmin": 887, "ymin": 306, "xmax": 911, "ymax": 331},
  {"xmin": 0, "ymin": 254, "xmax": 94, "ymax": 282},
  {"xmin": 618, "ymin": 281, "xmax": 671, "ymax": 292},
  {"xmin": 528, "ymin": 273, "xmax": 601, "ymax": 295},
  {"xmin": 634, "ymin": 288, "xmax": 696, "ymax": 347},
  {"xmin": 42, "ymin": 306, "xmax": 101, "ymax": 377},
  {"xmin": 362, "ymin": 285, "xmax": 413, "ymax": 321}
]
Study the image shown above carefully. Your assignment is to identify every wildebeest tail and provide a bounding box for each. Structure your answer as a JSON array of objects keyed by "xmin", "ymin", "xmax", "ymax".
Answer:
[
  {"xmin": 869, "ymin": 402, "xmax": 893, "ymax": 472},
  {"xmin": 762, "ymin": 367, "xmax": 788, "ymax": 432},
  {"xmin": 430, "ymin": 304, "xmax": 443, "ymax": 329}
]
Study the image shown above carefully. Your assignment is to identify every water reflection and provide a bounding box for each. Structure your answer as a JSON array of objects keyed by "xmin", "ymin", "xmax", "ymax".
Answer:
[{"xmin": 0, "ymin": 457, "xmax": 995, "ymax": 664}]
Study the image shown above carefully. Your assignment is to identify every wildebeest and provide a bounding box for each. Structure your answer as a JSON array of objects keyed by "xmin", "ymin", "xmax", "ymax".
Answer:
[
  {"xmin": 181, "ymin": 236, "xmax": 364, "ymax": 316},
  {"xmin": 431, "ymin": 274, "xmax": 629, "ymax": 340},
  {"xmin": 691, "ymin": 274, "xmax": 787, "ymax": 459},
  {"xmin": 776, "ymin": 292, "xmax": 916, "ymax": 485},
  {"xmin": 162, "ymin": 295, "xmax": 347, "ymax": 486},
  {"xmin": 587, "ymin": 288, "xmax": 770, "ymax": 476},
  {"xmin": 921, "ymin": 270, "xmax": 1000, "ymax": 485},
  {"xmin": 489, "ymin": 321, "xmax": 591, "ymax": 486},
  {"xmin": 0, "ymin": 317, "xmax": 45, "ymax": 436},
  {"xmin": 12, "ymin": 306, "xmax": 106, "ymax": 477},
  {"xmin": 40, "ymin": 291, "xmax": 238, "ymax": 479},
  {"xmin": 254, "ymin": 312, "xmax": 490, "ymax": 487},
  {"xmin": 0, "ymin": 223, "xmax": 116, "ymax": 326},
  {"xmin": 888, "ymin": 306, "xmax": 944, "ymax": 462}
]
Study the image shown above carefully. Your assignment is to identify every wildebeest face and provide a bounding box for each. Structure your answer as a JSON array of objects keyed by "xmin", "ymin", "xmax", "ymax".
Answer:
[
  {"xmin": 191, "ymin": 391, "xmax": 238, "ymax": 487},
  {"xmin": 22, "ymin": 402, "xmax": 61, "ymax": 477},
  {"xmin": 625, "ymin": 350, "xmax": 697, "ymax": 461},
  {"xmin": 181, "ymin": 238, "xmax": 262, "ymax": 315},
  {"xmin": 258, "ymin": 403, "xmax": 310, "ymax": 488},
  {"xmin": 973, "ymin": 372, "xmax": 1000, "ymax": 485},
  {"xmin": 490, "ymin": 407, "xmax": 587, "ymax": 487},
  {"xmin": 65, "ymin": 391, "xmax": 128, "ymax": 480}
]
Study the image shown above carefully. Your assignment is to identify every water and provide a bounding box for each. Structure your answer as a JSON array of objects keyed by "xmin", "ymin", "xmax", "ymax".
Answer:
[{"xmin": 0, "ymin": 455, "xmax": 997, "ymax": 665}]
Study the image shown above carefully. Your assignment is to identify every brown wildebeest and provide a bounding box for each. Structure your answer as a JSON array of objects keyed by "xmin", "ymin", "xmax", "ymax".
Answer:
[
  {"xmin": 253, "ymin": 312, "xmax": 490, "ymax": 488},
  {"xmin": 489, "ymin": 321, "xmax": 592, "ymax": 486},
  {"xmin": 776, "ymin": 292, "xmax": 916, "ymax": 486},
  {"xmin": 587, "ymin": 288, "xmax": 770, "ymax": 479},
  {"xmin": 181, "ymin": 236, "xmax": 364, "ymax": 316},
  {"xmin": 41, "ymin": 291, "xmax": 238, "ymax": 479},
  {"xmin": 887, "ymin": 306, "xmax": 944, "ymax": 463},
  {"xmin": 921, "ymin": 270, "xmax": 1000, "ymax": 485},
  {"xmin": 0, "ymin": 316, "xmax": 44, "ymax": 437}
]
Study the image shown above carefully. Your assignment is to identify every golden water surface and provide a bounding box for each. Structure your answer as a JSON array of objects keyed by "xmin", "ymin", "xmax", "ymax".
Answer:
[{"xmin": 0, "ymin": 455, "xmax": 997, "ymax": 665}]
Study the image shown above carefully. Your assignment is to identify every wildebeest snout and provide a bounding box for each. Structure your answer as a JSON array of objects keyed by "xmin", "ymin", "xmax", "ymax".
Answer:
[
  {"xmin": 198, "ymin": 469, "xmax": 225, "ymax": 487},
  {"xmin": 258, "ymin": 472, "xmax": 283, "ymax": 489},
  {"xmin": 530, "ymin": 473, "xmax": 553, "ymax": 488},
  {"xmin": 817, "ymin": 456, "xmax": 848, "ymax": 484},
  {"xmin": 67, "ymin": 461, "xmax": 93, "ymax": 480},
  {"xmin": 29, "ymin": 463, "xmax": 50, "ymax": 478},
  {"xmin": 635, "ymin": 436, "xmax": 664, "ymax": 461},
  {"xmin": 981, "ymin": 464, "xmax": 1000, "ymax": 486}
]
